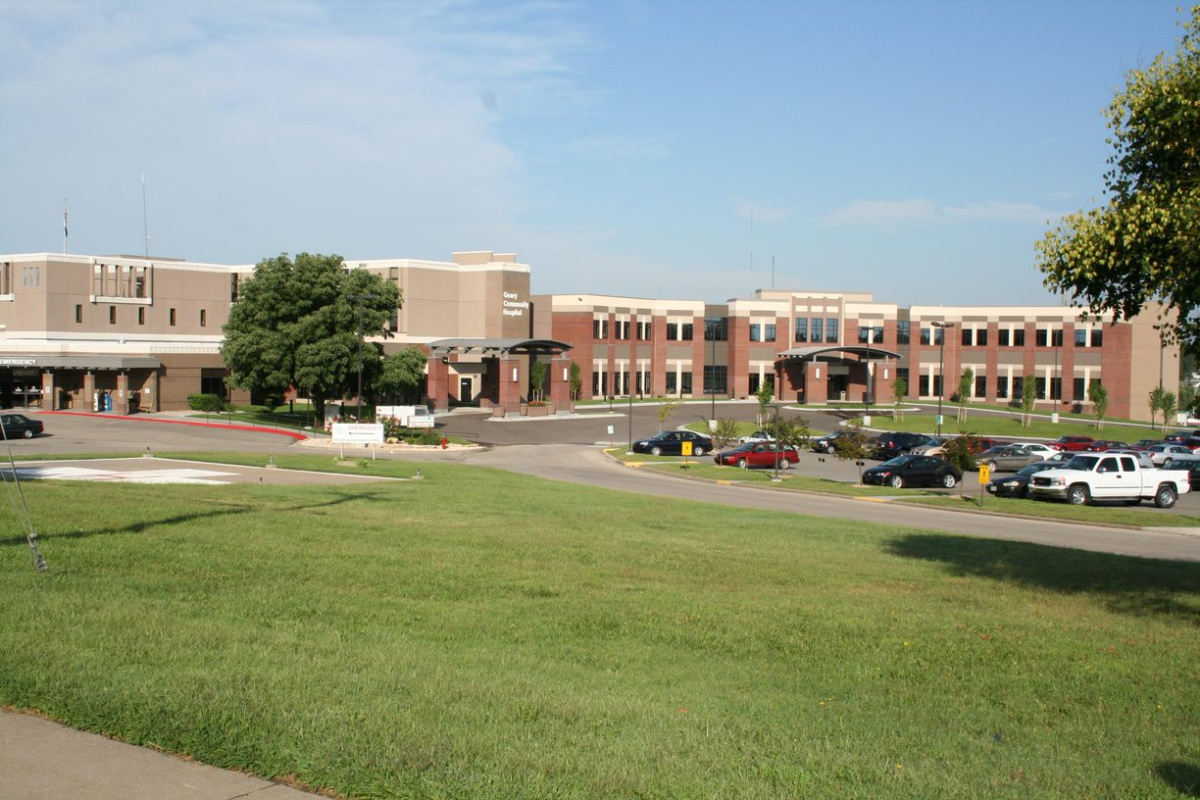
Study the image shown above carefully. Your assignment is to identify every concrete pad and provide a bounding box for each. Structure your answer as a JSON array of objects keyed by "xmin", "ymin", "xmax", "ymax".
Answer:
[{"xmin": 1, "ymin": 457, "xmax": 402, "ymax": 486}]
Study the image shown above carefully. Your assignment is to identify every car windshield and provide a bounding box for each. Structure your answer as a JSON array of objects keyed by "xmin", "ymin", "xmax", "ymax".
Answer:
[
  {"xmin": 881, "ymin": 455, "xmax": 916, "ymax": 467},
  {"xmin": 1066, "ymin": 455, "xmax": 1098, "ymax": 470}
]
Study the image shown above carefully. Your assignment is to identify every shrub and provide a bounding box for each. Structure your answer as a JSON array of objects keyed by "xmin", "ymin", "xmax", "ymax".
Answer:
[{"xmin": 187, "ymin": 393, "xmax": 223, "ymax": 413}]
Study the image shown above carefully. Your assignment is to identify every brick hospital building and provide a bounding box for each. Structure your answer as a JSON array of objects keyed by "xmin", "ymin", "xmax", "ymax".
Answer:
[{"xmin": 0, "ymin": 250, "xmax": 1176, "ymax": 422}]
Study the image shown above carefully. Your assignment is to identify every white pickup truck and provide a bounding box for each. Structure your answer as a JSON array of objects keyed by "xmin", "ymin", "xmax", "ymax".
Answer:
[{"xmin": 1028, "ymin": 452, "xmax": 1190, "ymax": 508}]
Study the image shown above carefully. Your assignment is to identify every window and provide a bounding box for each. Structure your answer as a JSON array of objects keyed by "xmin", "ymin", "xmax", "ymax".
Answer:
[
  {"xmin": 681, "ymin": 323, "xmax": 693, "ymax": 341},
  {"xmin": 933, "ymin": 375, "xmax": 943, "ymax": 396},
  {"xmin": 637, "ymin": 321, "xmax": 651, "ymax": 341},
  {"xmin": 872, "ymin": 326, "xmax": 883, "ymax": 344},
  {"xmin": 1013, "ymin": 376, "xmax": 1025, "ymax": 398},
  {"xmin": 200, "ymin": 309, "xmax": 207, "ymax": 327},
  {"xmin": 0, "ymin": 262, "xmax": 9, "ymax": 294},
  {"xmin": 976, "ymin": 329, "xmax": 988, "ymax": 347},
  {"xmin": 918, "ymin": 375, "xmax": 930, "ymax": 396},
  {"xmin": 200, "ymin": 369, "xmax": 226, "ymax": 398},
  {"xmin": 666, "ymin": 372, "xmax": 677, "ymax": 394},
  {"xmin": 667, "ymin": 322, "xmax": 678, "ymax": 340},
  {"xmin": 896, "ymin": 368, "xmax": 909, "ymax": 395},
  {"xmin": 919, "ymin": 327, "xmax": 931, "ymax": 345},
  {"xmin": 593, "ymin": 318, "xmax": 608, "ymax": 340},
  {"xmin": 858, "ymin": 326, "xmax": 870, "ymax": 344},
  {"xmin": 750, "ymin": 324, "xmax": 763, "ymax": 342},
  {"xmin": 703, "ymin": 365, "xmax": 727, "ymax": 395},
  {"xmin": 1036, "ymin": 329, "xmax": 1048, "ymax": 347},
  {"xmin": 1074, "ymin": 328, "xmax": 1087, "ymax": 347},
  {"xmin": 1073, "ymin": 378, "xmax": 1086, "ymax": 401},
  {"xmin": 1050, "ymin": 377, "xmax": 1062, "ymax": 400},
  {"xmin": 75, "ymin": 304, "xmax": 82, "ymax": 323},
  {"xmin": 896, "ymin": 321, "xmax": 910, "ymax": 345},
  {"xmin": 996, "ymin": 376, "xmax": 1009, "ymax": 399},
  {"xmin": 810, "ymin": 317, "xmax": 823, "ymax": 343},
  {"xmin": 975, "ymin": 375, "xmax": 987, "ymax": 398},
  {"xmin": 704, "ymin": 318, "xmax": 727, "ymax": 341},
  {"xmin": 616, "ymin": 320, "xmax": 629, "ymax": 340},
  {"xmin": 138, "ymin": 307, "xmax": 145, "ymax": 325},
  {"xmin": 748, "ymin": 374, "xmax": 761, "ymax": 394},
  {"xmin": 169, "ymin": 308, "xmax": 176, "ymax": 326},
  {"xmin": 795, "ymin": 318, "xmax": 808, "ymax": 343},
  {"xmin": 680, "ymin": 371, "xmax": 693, "ymax": 394},
  {"xmin": 109, "ymin": 306, "xmax": 116, "ymax": 324},
  {"xmin": 998, "ymin": 329, "xmax": 1010, "ymax": 347},
  {"xmin": 1051, "ymin": 329, "xmax": 1064, "ymax": 347},
  {"xmin": 1013, "ymin": 329, "xmax": 1026, "ymax": 347},
  {"xmin": 1090, "ymin": 329, "xmax": 1103, "ymax": 347},
  {"xmin": 826, "ymin": 318, "xmax": 839, "ymax": 343},
  {"xmin": 934, "ymin": 327, "xmax": 945, "ymax": 346},
  {"xmin": 765, "ymin": 323, "xmax": 776, "ymax": 342},
  {"xmin": 231, "ymin": 274, "xmax": 240, "ymax": 301},
  {"xmin": 1035, "ymin": 377, "xmax": 1047, "ymax": 399},
  {"xmin": 961, "ymin": 328, "xmax": 973, "ymax": 346},
  {"xmin": 592, "ymin": 370, "xmax": 608, "ymax": 397}
]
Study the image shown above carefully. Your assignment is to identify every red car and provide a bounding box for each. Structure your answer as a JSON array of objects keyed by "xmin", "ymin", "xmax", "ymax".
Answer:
[
  {"xmin": 1054, "ymin": 435, "xmax": 1096, "ymax": 452},
  {"xmin": 713, "ymin": 442, "xmax": 801, "ymax": 469},
  {"xmin": 1085, "ymin": 439, "xmax": 1129, "ymax": 451}
]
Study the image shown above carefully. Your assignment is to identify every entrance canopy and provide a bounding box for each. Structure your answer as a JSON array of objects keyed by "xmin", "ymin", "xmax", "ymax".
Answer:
[
  {"xmin": 428, "ymin": 338, "xmax": 572, "ymax": 356},
  {"xmin": 776, "ymin": 345, "xmax": 901, "ymax": 362}
]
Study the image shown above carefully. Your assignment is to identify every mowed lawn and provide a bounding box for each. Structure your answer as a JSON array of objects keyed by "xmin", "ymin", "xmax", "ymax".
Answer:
[{"xmin": 1, "ymin": 457, "xmax": 1197, "ymax": 799}]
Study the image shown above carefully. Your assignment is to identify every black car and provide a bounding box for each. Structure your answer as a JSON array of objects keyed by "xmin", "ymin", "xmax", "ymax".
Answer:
[
  {"xmin": 1164, "ymin": 431, "xmax": 1200, "ymax": 450},
  {"xmin": 811, "ymin": 430, "xmax": 849, "ymax": 453},
  {"xmin": 0, "ymin": 413, "xmax": 43, "ymax": 439},
  {"xmin": 872, "ymin": 432, "xmax": 935, "ymax": 460},
  {"xmin": 632, "ymin": 430, "xmax": 713, "ymax": 457},
  {"xmin": 985, "ymin": 460, "xmax": 1069, "ymax": 498},
  {"xmin": 1162, "ymin": 460, "xmax": 1200, "ymax": 490},
  {"xmin": 861, "ymin": 454, "xmax": 961, "ymax": 489}
]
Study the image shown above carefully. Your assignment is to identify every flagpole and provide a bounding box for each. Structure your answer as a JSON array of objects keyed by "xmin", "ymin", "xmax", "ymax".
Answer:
[{"xmin": 62, "ymin": 198, "xmax": 68, "ymax": 254}]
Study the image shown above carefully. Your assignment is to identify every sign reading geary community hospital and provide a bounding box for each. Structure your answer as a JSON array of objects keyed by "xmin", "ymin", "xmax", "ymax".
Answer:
[
  {"xmin": 502, "ymin": 292, "xmax": 529, "ymax": 318},
  {"xmin": 332, "ymin": 423, "xmax": 384, "ymax": 444}
]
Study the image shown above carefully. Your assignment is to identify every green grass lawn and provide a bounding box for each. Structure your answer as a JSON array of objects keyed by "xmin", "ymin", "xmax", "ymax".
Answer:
[{"xmin": 1, "ymin": 456, "xmax": 1197, "ymax": 799}]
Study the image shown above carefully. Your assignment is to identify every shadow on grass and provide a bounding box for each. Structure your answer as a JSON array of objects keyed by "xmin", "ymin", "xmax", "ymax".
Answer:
[
  {"xmin": 1155, "ymin": 762, "xmax": 1200, "ymax": 797},
  {"xmin": 0, "ymin": 487, "xmax": 386, "ymax": 547},
  {"xmin": 885, "ymin": 533, "xmax": 1200, "ymax": 624}
]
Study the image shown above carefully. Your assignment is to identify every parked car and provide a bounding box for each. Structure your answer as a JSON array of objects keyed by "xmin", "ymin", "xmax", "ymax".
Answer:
[
  {"xmin": 974, "ymin": 446, "xmax": 1045, "ymax": 472},
  {"xmin": 1163, "ymin": 431, "xmax": 1200, "ymax": 450},
  {"xmin": 632, "ymin": 430, "xmax": 713, "ymax": 457},
  {"xmin": 1145, "ymin": 443, "xmax": 1200, "ymax": 467},
  {"xmin": 1103, "ymin": 449, "xmax": 1155, "ymax": 467},
  {"xmin": 811, "ymin": 430, "xmax": 849, "ymax": 454},
  {"xmin": 1128, "ymin": 438, "xmax": 1165, "ymax": 451},
  {"xmin": 1085, "ymin": 439, "xmax": 1129, "ymax": 452},
  {"xmin": 861, "ymin": 454, "xmax": 962, "ymax": 489},
  {"xmin": 0, "ymin": 413, "xmax": 43, "ymax": 439},
  {"xmin": 1029, "ymin": 452, "xmax": 1190, "ymax": 507},
  {"xmin": 714, "ymin": 442, "xmax": 801, "ymax": 469},
  {"xmin": 1054, "ymin": 435, "xmax": 1096, "ymax": 452},
  {"xmin": 872, "ymin": 432, "xmax": 936, "ymax": 460},
  {"xmin": 1162, "ymin": 460, "xmax": 1200, "ymax": 490},
  {"xmin": 909, "ymin": 437, "xmax": 948, "ymax": 456},
  {"xmin": 1007, "ymin": 442, "xmax": 1061, "ymax": 459},
  {"xmin": 738, "ymin": 429, "xmax": 776, "ymax": 444},
  {"xmin": 986, "ymin": 460, "xmax": 1072, "ymax": 498}
]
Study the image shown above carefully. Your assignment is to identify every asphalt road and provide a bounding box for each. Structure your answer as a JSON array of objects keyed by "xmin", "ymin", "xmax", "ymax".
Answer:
[{"xmin": 15, "ymin": 406, "xmax": 1200, "ymax": 562}]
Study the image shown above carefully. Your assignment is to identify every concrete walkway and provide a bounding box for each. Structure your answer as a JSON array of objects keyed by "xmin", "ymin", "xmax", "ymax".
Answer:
[{"xmin": 0, "ymin": 710, "xmax": 327, "ymax": 800}]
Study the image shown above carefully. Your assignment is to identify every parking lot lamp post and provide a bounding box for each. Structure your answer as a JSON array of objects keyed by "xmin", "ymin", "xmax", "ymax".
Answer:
[{"xmin": 932, "ymin": 321, "xmax": 955, "ymax": 436}]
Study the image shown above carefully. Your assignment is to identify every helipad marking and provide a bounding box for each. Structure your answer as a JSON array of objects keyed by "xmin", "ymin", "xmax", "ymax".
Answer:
[{"xmin": 7, "ymin": 466, "xmax": 239, "ymax": 485}]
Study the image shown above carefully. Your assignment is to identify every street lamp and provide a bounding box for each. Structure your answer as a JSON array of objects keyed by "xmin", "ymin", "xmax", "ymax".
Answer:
[
  {"xmin": 932, "ymin": 321, "xmax": 955, "ymax": 436},
  {"xmin": 349, "ymin": 293, "xmax": 377, "ymax": 421}
]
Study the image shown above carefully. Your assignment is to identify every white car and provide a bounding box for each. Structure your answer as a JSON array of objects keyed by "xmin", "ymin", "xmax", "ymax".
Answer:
[
  {"xmin": 738, "ymin": 429, "xmax": 777, "ymax": 444},
  {"xmin": 1145, "ymin": 443, "xmax": 1200, "ymax": 467},
  {"xmin": 1009, "ymin": 442, "xmax": 1061, "ymax": 458}
]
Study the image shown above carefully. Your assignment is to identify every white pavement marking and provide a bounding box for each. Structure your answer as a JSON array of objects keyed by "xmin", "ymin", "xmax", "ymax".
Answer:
[{"xmin": 7, "ymin": 466, "xmax": 239, "ymax": 485}]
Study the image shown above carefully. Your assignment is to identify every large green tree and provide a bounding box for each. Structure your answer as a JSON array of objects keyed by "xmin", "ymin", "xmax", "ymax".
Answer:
[
  {"xmin": 376, "ymin": 346, "xmax": 428, "ymax": 404},
  {"xmin": 1037, "ymin": 6, "xmax": 1200, "ymax": 346},
  {"xmin": 222, "ymin": 253, "xmax": 400, "ymax": 421}
]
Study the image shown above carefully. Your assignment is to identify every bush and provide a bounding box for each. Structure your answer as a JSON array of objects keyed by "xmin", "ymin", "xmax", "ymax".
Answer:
[
  {"xmin": 942, "ymin": 433, "xmax": 979, "ymax": 473},
  {"xmin": 187, "ymin": 393, "xmax": 223, "ymax": 413}
]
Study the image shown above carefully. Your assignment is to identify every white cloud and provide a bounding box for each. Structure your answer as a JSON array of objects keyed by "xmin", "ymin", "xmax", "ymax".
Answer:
[
  {"xmin": 815, "ymin": 200, "xmax": 937, "ymax": 229},
  {"xmin": 942, "ymin": 201, "xmax": 1059, "ymax": 223}
]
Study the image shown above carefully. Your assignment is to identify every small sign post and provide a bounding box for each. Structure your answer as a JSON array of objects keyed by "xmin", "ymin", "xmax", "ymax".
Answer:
[
  {"xmin": 681, "ymin": 440, "xmax": 693, "ymax": 469},
  {"xmin": 978, "ymin": 463, "xmax": 990, "ymax": 504}
]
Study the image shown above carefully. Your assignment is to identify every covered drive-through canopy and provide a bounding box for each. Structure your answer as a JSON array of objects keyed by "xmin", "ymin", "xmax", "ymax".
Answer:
[
  {"xmin": 776, "ymin": 345, "xmax": 902, "ymax": 362},
  {"xmin": 427, "ymin": 337, "xmax": 572, "ymax": 356}
]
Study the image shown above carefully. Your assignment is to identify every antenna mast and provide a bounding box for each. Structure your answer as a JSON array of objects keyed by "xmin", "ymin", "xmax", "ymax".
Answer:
[
  {"xmin": 141, "ymin": 173, "xmax": 150, "ymax": 258},
  {"xmin": 62, "ymin": 198, "xmax": 68, "ymax": 254}
]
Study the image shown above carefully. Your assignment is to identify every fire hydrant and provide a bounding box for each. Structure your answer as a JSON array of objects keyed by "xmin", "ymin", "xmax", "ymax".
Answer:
[{"xmin": 440, "ymin": 436, "xmax": 448, "ymax": 450}]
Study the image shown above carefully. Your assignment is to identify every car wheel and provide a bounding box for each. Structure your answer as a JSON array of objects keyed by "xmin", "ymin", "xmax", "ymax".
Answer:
[
  {"xmin": 693, "ymin": 446, "xmax": 705, "ymax": 457},
  {"xmin": 22, "ymin": 429, "xmax": 33, "ymax": 439},
  {"xmin": 1162, "ymin": 458, "xmax": 1172, "ymax": 468},
  {"xmin": 736, "ymin": 458, "xmax": 748, "ymax": 469},
  {"xmin": 1066, "ymin": 484, "xmax": 1090, "ymax": 506},
  {"xmin": 1154, "ymin": 484, "xmax": 1178, "ymax": 509},
  {"xmin": 889, "ymin": 474, "xmax": 904, "ymax": 489},
  {"xmin": 650, "ymin": 446, "xmax": 662, "ymax": 457},
  {"xmin": 779, "ymin": 458, "xmax": 792, "ymax": 469},
  {"xmin": 986, "ymin": 460, "xmax": 998, "ymax": 471},
  {"xmin": 940, "ymin": 472, "xmax": 957, "ymax": 488}
]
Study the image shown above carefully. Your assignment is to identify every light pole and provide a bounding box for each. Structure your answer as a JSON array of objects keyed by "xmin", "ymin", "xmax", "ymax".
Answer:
[
  {"xmin": 932, "ymin": 321, "xmax": 955, "ymax": 436},
  {"xmin": 349, "ymin": 293, "xmax": 377, "ymax": 421},
  {"xmin": 707, "ymin": 318, "xmax": 718, "ymax": 423}
]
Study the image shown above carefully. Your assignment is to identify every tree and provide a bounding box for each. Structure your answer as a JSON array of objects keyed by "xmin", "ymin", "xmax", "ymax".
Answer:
[
  {"xmin": 892, "ymin": 376, "xmax": 907, "ymax": 422},
  {"xmin": 222, "ymin": 253, "xmax": 400, "ymax": 422},
  {"xmin": 1036, "ymin": 7, "xmax": 1200, "ymax": 347},
  {"xmin": 528, "ymin": 360, "xmax": 548, "ymax": 403},
  {"xmin": 832, "ymin": 419, "xmax": 871, "ymax": 464},
  {"xmin": 773, "ymin": 416, "xmax": 811, "ymax": 450},
  {"xmin": 1181, "ymin": 383, "xmax": 1198, "ymax": 418},
  {"xmin": 569, "ymin": 361, "xmax": 582, "ymax": 401},
  {"xmin": 656, "ymin": 398, "xmax": 680, "ymax": 431},
  {"xmin": 1149, "ymin": 385, "xmax": 1167, "ymax": 430},
  {"xmin": 1021, "ymin": 376, "xmax": 1037, "ymax": 428},
  {"xmin": 942, "ymin": 433, "xmax": 979, "ymax": 474},
  {"xmin": 376, "ymin": 346, "xmax": 428, "ymax": 404},
  {"xmin": 1162, "ymin": 390, "xmax": 1178, "ymax": 429},
  {"xmin": 712, "ymin": 418, "xmax": 740, "ymax": 450},
  {"xmin": 957, "ymin": 368, "xmax": 974, "ymax": 423},
  {"xmin": 754, "ymin": 378, "xmax": 774, "ymax": 425},
  {"xmin": 1089, "ymin": 382, "xmax": 1109, "ymax": 430}
]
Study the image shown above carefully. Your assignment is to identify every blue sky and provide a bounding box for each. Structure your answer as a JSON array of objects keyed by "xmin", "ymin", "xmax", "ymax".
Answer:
[{"xmin": 0, "ymin": 0, "xmax": 1187, "ymax": 306}]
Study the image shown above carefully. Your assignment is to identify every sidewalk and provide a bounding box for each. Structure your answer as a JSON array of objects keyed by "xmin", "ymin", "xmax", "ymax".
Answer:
[{"xmin": 0, "ymin": 710, "xmax": 327, "ymax": 800}]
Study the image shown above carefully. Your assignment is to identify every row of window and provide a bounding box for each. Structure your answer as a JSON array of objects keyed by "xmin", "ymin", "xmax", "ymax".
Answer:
[
  {"xmin": 589, "ymin": 366, "xmax": 733, "ymax": 397},
  {"xmin": 794, "ymin": 318, "xmax": 840, "ymax": 344},
  {"xmin": 75, "ymin": 304, "xmax": 206, "ymax": 327},
  {"xmin": 910, "ymin": 373, "xmax": 1100, "ymax": 402}
]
